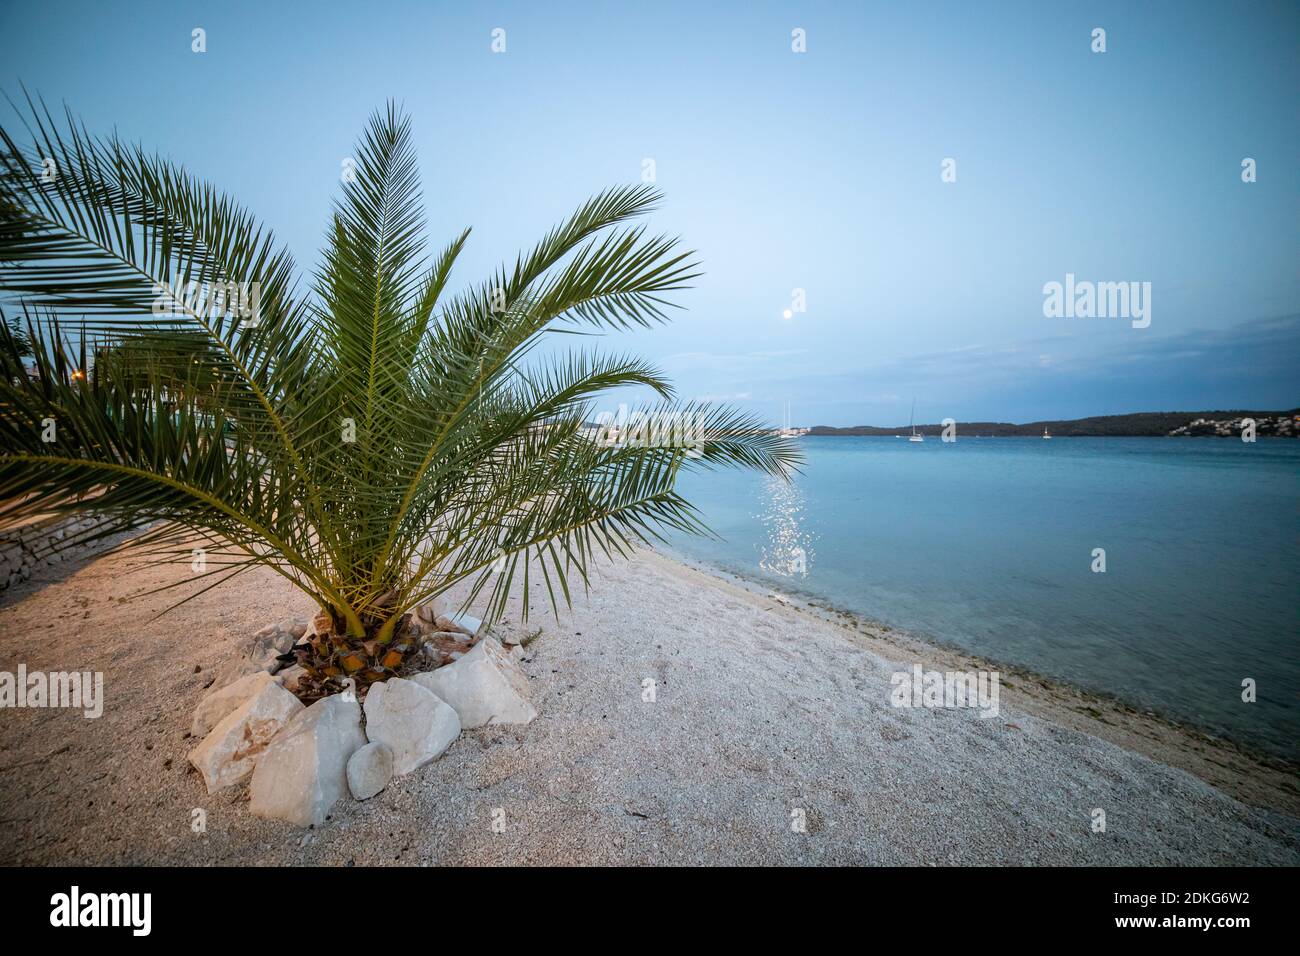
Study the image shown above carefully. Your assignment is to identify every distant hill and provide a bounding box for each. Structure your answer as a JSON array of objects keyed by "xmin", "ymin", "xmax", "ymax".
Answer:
[{"xmin": 806, "ymin": 409, "xmax": 1300, "ymax": 438}]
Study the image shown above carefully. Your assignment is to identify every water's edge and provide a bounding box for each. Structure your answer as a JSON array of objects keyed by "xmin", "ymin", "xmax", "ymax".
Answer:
[{"xmin": 650, "ymin": 541, "xmax": 1300, "ymax": 818}]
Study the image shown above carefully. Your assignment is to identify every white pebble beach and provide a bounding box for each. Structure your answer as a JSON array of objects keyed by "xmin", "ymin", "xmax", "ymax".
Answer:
[{"xmin": 1, "ymin": 540, "xmax": 1296, "ymax": 866}]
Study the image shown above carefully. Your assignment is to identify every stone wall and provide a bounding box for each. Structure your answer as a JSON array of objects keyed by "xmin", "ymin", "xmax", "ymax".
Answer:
[{"xmin": 0, "ymin": 513, "xmax": 116, "ymax": 591}]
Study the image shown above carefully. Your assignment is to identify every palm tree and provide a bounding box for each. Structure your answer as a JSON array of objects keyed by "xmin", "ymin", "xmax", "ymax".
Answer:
[{"xmin": 0, "ymin": 98, "xmax": 799, "ymax": 696}]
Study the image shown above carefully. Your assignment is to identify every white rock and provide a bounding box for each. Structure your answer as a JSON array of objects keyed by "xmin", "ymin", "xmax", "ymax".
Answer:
[
  {"xmin": 346, "ymin": 741, "xmax": 394, "ymax": 800},
  {"xmin": 433, "ymin": 612, "xmax": 482, "ymax": 637},
  {"xmin": 249, "ymin": 694, "xmax": 366, "ymax": 827},
  {"xmin": 247, "ymin": 625, "xmax": 296, "ymax": 673},
  {"xmin": 416, "ymin": 596, "xmax": 447, "ymax": 625},
  {"xmin": 412, "ymin": 637, "xmax": 537, "ymax": 729},
  {"xmin": 210, "ymin": 655, "xmax": 265, "ymax": 690},
  {"xmin": 188, "ymin": 680, "xmax": 303, "ymax": 793},
  {"xmin": 364, "ymin": 677, "xmax": 461, "ymax": 776},
  {"xmin": 191, "ymin": 670, "xmax": 276, "ymax": 738},
  {"xmin": 451, "ymin": 612, "xmax": 483, "ymax": 636},
  {"xmin": 433, "ymin": 615, "xmax": 467, "ymax": 635},
  {"xmin": 278, "ymin": 618, "xmax": 308, "ymax": 640},
  {"xmin": 276, "ymin": 664, "xmax": 307, "ymax": 694}
]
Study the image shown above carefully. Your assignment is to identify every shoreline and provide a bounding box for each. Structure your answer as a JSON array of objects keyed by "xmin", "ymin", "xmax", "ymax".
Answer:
[{"xmin": 655, "ymin": 545, "xmax": 1300, "ymax": 818}]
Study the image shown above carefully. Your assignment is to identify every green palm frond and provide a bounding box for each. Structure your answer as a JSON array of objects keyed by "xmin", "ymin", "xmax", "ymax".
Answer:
[{"xmin": 0, "ymin": 96, "xmax": 802, "ymax": 690}]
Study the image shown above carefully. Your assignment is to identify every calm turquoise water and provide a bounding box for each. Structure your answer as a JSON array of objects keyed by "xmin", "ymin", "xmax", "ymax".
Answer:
[{"xmin": 665, "ymin": 436, "xmax": 1300, "ymax": 760}]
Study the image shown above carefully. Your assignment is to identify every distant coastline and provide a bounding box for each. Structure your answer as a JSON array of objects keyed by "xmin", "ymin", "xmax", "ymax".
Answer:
[{"xmin": 804, "ymin": 409, "xmax": 1299, "ymax": 438}]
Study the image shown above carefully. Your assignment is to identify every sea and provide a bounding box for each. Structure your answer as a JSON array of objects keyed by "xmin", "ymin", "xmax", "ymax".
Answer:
[{"xmin": 662, "ymin": 435, "xmax": 1300, "ymax": 760}]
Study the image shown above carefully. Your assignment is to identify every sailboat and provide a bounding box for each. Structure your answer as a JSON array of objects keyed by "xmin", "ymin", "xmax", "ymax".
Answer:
[
  {"xmin": 776, "ymin": 401, "xmax": 803, "ymax": 438},
  {"xmin": 1042, "ymin": 426, "xmax": 1051, "ymax": 439},
  {"xmin": 908, "ymin": 399, "xmax": 924, "ymax": 442}
]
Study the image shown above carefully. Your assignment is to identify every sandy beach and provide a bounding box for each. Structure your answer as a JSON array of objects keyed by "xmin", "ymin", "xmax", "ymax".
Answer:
[{"xmin": 1, "ymin": 537, "xmax": 1297, "ymax": 866}]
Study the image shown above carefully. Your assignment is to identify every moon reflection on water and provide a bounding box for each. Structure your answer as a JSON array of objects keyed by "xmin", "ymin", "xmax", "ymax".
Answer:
[{"xmin": 756, "ymin": 474, "xmax": 814, "ymax": 578}]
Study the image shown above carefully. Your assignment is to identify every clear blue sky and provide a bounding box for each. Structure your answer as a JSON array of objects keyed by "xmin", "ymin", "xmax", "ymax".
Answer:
[{"xmin": 2, "ymin": 0, "xmax": 1296, "ymax": 426}]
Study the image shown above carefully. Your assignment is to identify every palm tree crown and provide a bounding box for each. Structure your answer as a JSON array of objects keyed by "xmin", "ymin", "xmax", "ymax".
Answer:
[{"xmin": 0, "ymin": 98, "xmax": 799, "ymax": 692}]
